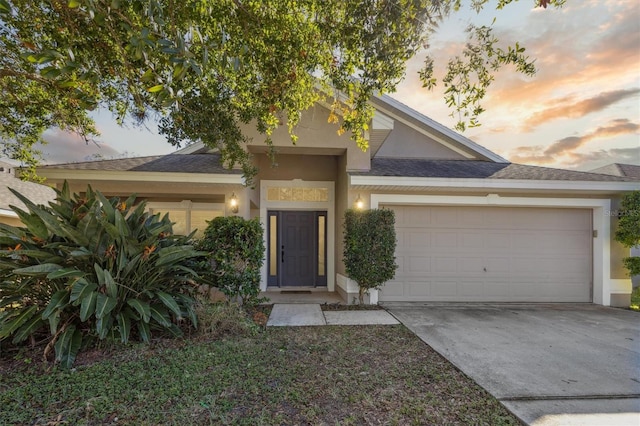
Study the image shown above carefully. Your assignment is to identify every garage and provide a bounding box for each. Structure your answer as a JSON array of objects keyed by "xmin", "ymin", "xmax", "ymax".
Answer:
[{"xmin": 379, "ymin": 205, "xmax": 593, "ymax": 302}]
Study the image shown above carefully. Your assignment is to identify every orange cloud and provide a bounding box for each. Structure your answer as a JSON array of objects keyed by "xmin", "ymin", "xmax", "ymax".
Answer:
[
  {"xmin": 485, "ymin": 1, "xmax": 640, "ymax": 111},
  {"xmin": 522, "ymin": 89, "xmax": 640, "ymax": 131}
]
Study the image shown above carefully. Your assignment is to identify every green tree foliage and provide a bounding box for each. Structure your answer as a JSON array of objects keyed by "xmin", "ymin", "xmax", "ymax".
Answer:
[
  {"xmin": 197, "ymin": 216, "xmax": 265, "ymax": 306},
  {"xmin": 0, "ymin": 183, "xmax": 206, "ymax": 368},
  {"xmin": 0, "ymin": 1, "xmax": 565, "ymax": 181},
  {"xmin": 343, "ymin": 209, "xmax": 397, "ymax": 304},
  {"xmin": 614, "ymin": 191, "xmax": 640, "ymax": 276}
]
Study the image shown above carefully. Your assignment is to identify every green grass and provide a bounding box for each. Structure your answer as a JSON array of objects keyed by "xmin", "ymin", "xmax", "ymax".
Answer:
[
  {"xmin": 0, "ymin": 325, "xmax": 519, "ymax": 425},
  {"xmin": 630, "ymin": 286, "xmax": 640, "ymax": 311}
]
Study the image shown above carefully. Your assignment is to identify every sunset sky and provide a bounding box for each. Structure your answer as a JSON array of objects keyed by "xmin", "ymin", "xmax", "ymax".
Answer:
[{"xmin": 38, "ymin": 0, "xmax": 640, "ymax": 171}]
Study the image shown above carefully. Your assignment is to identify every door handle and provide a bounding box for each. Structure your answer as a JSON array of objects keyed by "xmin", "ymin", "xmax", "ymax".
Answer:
[{"xmin": 281, "ymin": 245, "xmax": 284, "ymax": 263}]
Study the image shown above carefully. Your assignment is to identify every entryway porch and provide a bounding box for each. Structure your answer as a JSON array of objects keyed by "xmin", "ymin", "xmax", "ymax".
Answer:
[{"xmin": 259, "ymin": 289, "xmax": 344, "ymax": 304}]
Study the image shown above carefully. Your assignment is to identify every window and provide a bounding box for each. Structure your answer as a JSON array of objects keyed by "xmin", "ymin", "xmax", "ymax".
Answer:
[{"xmin": 148, "ymin": 201, "xmax": 224, "ymax": 238}]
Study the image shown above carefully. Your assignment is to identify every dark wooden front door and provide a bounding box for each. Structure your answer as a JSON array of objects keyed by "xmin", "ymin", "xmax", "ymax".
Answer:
[
  {"xmin": 267, "ymin": 211, "xmax": 327, "ymax": 287},
  {"xmin": 282, "ymin": 211, "xmax": 315, "ymax": 286}
]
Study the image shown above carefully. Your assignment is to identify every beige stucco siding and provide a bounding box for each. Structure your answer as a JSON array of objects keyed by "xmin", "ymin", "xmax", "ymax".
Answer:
[
  {"xmin": 242, "ymin": 104, "xmax": 370, "ymax": 172},
  {"xmin": 375, "ymin": 121, "xmax": 468, "ymax": 160},
  {"xmin": 254, "ymin": 154, "xmax": 338, "ymax": 182},
  {"xmin": 335, "ymin": 154, "xmax": 350, "ymax": 277}
]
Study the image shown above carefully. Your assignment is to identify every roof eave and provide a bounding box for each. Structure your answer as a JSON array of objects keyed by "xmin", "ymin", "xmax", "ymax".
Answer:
[
  {"xmin": 350, "ymin": 175, "xmax": 639, "ymax": 194},
  {"xmin": 38, "ymin": 169, "xmax": 245, "ymax": 185}
]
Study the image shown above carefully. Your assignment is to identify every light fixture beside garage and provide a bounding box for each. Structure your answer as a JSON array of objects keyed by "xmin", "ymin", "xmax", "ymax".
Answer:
[
  {"xmin": 355, "ymin": 194, "xmax": 364, "ymax": 210},
  {"xmin": 229, "ymin": 193, "xmax": 239, "ymax": 214}
]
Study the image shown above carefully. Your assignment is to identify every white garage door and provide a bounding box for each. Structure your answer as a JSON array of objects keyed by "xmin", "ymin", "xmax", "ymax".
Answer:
[{"xmin": 379, "ymin": 205, "xmax": 592, "ymax": 302}]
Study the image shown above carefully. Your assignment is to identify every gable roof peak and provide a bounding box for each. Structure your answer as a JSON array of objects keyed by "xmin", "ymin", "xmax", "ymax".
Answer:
[{"xmin": 372, "ymin": 94, "xmax": 509, "ymax": 163}]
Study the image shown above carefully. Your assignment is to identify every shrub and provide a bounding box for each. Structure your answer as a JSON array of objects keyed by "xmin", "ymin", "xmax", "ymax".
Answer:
[
  {"xmin": 343, "ymin": 209, "xmax": 397, "ymax": 304},
  {"xmin": 614, "ymin": 190, "xmax": 640, "ymax": 277},
  {"xmin": 0, "ymin": 183, "xmax": 208, "ymax": 368},
  {"xmin": 197, "ymin": 216, "xmax": 265, "ymax": 306}
]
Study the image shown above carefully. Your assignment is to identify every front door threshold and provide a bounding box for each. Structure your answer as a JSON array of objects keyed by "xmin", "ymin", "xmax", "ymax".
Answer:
[
  {"xmin": 260, "ymin": 290, "xmax": 344, "ymax": 304},
  {"xmin": 266, "ymin": 286, "xmax": 329, "ymax": 292}
]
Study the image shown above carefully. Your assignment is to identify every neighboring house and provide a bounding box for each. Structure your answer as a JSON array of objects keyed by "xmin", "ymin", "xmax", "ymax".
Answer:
[
  {"xmin": 590, "ymin": 163, "xmax": 640, "ymax": 289},
  {"xmin": 35, "ymin": 95, "xmax": 639, "ymax": 306},
  {"xmin": 590, "ymin": 163, "xmax": 640, "ymax": 180},
  {"xmin": 0, "ymin": 161, "xmax": 56, "ymax": 227}
]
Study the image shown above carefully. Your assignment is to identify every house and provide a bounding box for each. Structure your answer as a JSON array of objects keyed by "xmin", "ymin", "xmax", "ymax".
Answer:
[
  {"xmin": 0, "ymin": 161, "xmax": 56, "ymax": 227},
  {"xmin": 590, "ymin": 163, "xmax": 640, "ymax": 180},
  {"xmin": 35, "ymin": 95, "xmax": 639, "ymax": 306}
]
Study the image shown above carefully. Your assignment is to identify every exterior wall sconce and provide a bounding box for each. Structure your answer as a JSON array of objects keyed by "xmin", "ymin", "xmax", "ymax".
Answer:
[
  {"xmin": 355, "ymin": 194, "xmax": 364, "ymax": 210},
  {"xmin": 229, "ymin": 193, "xmax": 239, "ymax": 214}
]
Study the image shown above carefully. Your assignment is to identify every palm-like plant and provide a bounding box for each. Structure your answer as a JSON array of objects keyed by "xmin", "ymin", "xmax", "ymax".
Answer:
[{"xmin": 0, "ymin": 183, "xmax": 207, "ymax": 367}]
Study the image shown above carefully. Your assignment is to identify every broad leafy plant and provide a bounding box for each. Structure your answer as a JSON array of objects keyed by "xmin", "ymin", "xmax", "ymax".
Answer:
[
  {"xmin": 197, "ymin": 216, "xmax": 264, "ymax": 306},
  {"xmin": 0, "ymin": 183, "xmax": 206, "ymax": 367},
  {"xmin": 343, "ymin": 209, "xmax": 397, "ymax": 304},
  {"xmin": 614, "ymin": 190, "xmax": 640, "ymax": 277}
]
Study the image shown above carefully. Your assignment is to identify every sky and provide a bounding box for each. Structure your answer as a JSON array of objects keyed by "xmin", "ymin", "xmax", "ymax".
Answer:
[{"xmin": 36, "ymin": 0, "xmax": 640, "ymax": 171}]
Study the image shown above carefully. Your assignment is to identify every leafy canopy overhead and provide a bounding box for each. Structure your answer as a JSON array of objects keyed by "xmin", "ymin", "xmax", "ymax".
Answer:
[{"xmin": 0, "ymin": 0, "xmax": 565, "ymax": 181}]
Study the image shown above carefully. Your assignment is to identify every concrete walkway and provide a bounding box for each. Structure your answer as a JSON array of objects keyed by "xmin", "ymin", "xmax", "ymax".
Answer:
[{"xmin": 266, "ymin": 303, "xmax": 399, "ymax": 326}]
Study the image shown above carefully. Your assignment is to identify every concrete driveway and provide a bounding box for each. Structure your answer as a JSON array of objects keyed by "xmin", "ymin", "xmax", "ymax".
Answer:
[{"xmin": 385, "ymin": 303, "xmax": 640, "ymax": 425}]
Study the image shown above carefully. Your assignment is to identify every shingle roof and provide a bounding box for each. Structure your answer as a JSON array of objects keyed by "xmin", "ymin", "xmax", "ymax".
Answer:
[
  {"xmin": 589, "ymin": 163, "xmax": 640, "ymax": 180},
  {"xmin": 38, "ymin": 154, "xmax": 241, "ymax": 174},
  {"xmin": 352, "ymin": 158, "xmax": 635, "ymax": 182},
  {"xmin": 0, "ymin": 173, "xmax": 56, "ymax": 211}
]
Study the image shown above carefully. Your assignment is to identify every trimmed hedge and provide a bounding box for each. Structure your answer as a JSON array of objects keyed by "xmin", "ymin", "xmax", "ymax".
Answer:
[
  {"xmin": 197, "ymin": 216, "xmax": 265, "ymax": 305},
  {"xmin": 615, "ymin": 190, "xmax": 640, "ymax": 276},
  {"xmin": 343, "ymin": 208, "xmax": 397, "ymax": 304}
]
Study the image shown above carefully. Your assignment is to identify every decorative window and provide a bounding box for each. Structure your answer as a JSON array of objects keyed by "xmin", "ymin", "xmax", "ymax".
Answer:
[{"xmin": 266, "ymin": 187, "xmax": 329, "ymax": 202}]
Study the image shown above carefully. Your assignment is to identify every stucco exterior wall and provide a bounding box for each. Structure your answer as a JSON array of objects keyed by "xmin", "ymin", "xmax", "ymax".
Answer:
[
  {"xmin": 58, "ymin": 181, "xmax": 230, "ymax": 202},
  {"xmin": 335, "ymin": 154, "xmax": 349, "ymax": 277},
  {"xmin": 241, "ymin": 104, "xmax": 370, "ymax": 172},
  {"xmin": 375, "ymin": 121, "xmax": 468, "ymax": 160},
  {"xmin": 254, "ymin": 154, "xmax": 338, "ymax": 182}
]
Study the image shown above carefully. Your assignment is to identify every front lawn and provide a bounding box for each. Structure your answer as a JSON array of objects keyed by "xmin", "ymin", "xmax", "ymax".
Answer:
[{"xmin": 0, "ymin": 325, "xmax": 519, "ymax": 425}]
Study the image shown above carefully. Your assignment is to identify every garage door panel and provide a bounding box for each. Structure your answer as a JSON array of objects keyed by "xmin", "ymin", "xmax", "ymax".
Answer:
[
  {"xmin": 406, "ymin": 281, "xmax": 431, "ymax": 297},
  {"xmin": 406, "ymin": 256, "xmax": 431, "ymax": 273},
  {"xmin": 486, "ymin": 232, "xmax": 511, "ymax": 250},
  {"xmin": 397, "ymin": 206, "xmax": 432, "ymax": 226},
  {"xmin": 380, "ymin": 205, "xmax": 592, "ymax": 303},
  {"xmin": 381, "ymin": 280, "xmax": 405, "ymax": 298},
  {"xmin": 458, "ymin": 209, "xmax": 486, "ymax": 227},
  {"xmin": 458, "ymin": 281, "xmax": 485, "ymax": 297},
  {"xmin": 459, "ymin": 257, "xmax": 485, "ymax": 273},
  {"xmin": 431, "ymin": 280, "xmax": 459, "ymax": 297},
  {"xmin": 433, "ymin": 257, "xmax": 458, "ymax": 273},
  {"xmin": 432, "ymin": 208, "xmax": 459, "ymax": 227},
  {"xmin": 459, "ymin": 232, "xmax": 486, "ymax": 249},
  {"xmin": 432, "ymin": 230, "xmax": 457, "ymax": 248},
  {"xmin": 485, "ymin": 257, "xmax": 510, "ymax": 273}
]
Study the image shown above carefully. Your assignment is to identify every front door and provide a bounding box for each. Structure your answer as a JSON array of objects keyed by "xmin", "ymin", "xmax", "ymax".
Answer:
[{"xmin": 267, "ymin": 211, "xmax": 327, "ymax": 287}]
